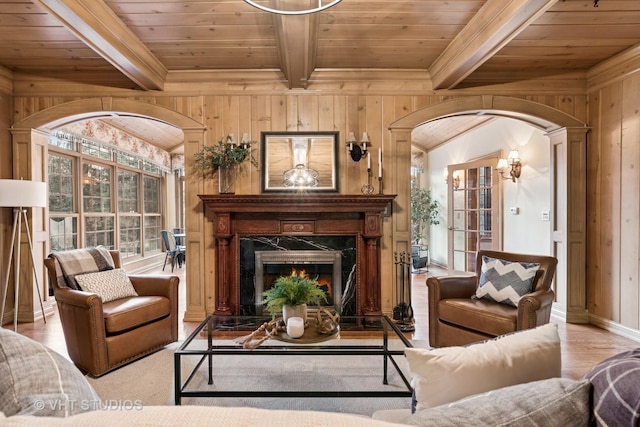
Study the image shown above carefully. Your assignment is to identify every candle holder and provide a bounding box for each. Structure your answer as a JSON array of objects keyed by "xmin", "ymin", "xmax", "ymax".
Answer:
[
  {"xmin": 361, "ymin": 168, "xmax": 374, "ymax": 195},
  {"xmin": 378, "ymin": 176, "xmax": 383, "ymax": 194}
]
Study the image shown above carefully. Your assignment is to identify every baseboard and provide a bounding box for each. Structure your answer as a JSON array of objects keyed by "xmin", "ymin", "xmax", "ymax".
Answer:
[
  {"xmin": 588, "ymin": 314, "xmax": 640, "ymax": 343},
  {"xmin": 550, "ymin": 307, "xmax": 566, "ymax": 321}
]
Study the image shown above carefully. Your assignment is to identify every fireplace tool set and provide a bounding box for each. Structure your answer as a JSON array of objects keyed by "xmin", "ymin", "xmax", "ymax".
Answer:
[{"xmin": 393, "ymin": 251, "xmax": 414, "ymax": 332}]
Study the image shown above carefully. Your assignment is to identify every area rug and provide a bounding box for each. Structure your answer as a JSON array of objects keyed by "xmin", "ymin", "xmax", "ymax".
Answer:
[{"xmin": 87, "ymin": 341, "xmax": 413, "ymax": 416}]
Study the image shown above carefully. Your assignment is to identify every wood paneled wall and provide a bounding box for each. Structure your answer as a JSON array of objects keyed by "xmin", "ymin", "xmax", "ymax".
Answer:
[
  {"xmin": 587, "ymin": 69, "xmax": 640, "ymax": 334},
  {"xmin": 3, "ymin": 79, "xmax": 592, "ymax": 322}
]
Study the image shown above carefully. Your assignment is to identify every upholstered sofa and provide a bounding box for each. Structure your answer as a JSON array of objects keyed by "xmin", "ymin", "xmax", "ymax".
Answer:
[{"xmin": 2, "ymin": 326, "xmax": 639, "ymax": 426}]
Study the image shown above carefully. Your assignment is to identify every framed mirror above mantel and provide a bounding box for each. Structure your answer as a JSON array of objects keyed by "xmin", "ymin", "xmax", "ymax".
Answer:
[
  {"xmin": 198, "ymin": 194, "xmax": 396, "ymax": 317},
  {"xmin": 260, "ymin": 131, "xmax": 339, "ymax": 193}
]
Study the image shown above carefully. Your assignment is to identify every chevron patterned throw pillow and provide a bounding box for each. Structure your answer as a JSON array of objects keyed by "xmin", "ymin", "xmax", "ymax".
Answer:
[{"xmin": 474, "ymin": 256, "xmax": 540, "ymax": 307}]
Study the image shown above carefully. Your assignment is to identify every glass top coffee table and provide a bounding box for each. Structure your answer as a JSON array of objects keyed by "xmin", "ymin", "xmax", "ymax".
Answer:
[{"xmin": 174, "ymin": 315, "xmax": 413, "ymax": 405}]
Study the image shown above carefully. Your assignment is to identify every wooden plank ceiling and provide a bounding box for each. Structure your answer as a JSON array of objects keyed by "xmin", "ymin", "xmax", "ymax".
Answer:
[{"xmin": 1, "ymin": 0, "xmax": 639, "ymax": 151}]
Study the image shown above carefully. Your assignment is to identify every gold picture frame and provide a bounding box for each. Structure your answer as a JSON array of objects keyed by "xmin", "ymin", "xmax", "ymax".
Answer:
[{"xmin": 260, "ymin": 131, "xmax": 339, "ymax": 193}]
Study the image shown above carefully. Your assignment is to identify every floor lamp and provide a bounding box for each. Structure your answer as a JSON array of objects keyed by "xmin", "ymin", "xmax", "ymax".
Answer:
[{"xmin": 0, "ymin": 179, "xmax": 47, "ymax": 331}]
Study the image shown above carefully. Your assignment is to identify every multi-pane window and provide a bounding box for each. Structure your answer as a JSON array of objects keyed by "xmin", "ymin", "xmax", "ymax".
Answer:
[
  {"xmin": 119, "ymin": 216, "xmax": 141, "ymax": 258},
  {"xmin": 82, "ymin": 140, "xmax": 112, "ymax": 161},
  {"xmin": 143, "ymin": 176, "xmax": 162, "ymax": 252},
  {"xmin": 118, "ymin": 171, "xmax": 139, "ymax": 213},
  {"xmin": 48, "ymin": 135, "xmax": 165, "ymax": 261},
  {"xmin": 118, "ymin": 170, "xmax": 141, "ymax": 257},
  {"xmin": 83, "ymin": 163, "xmax": 111, "ymax": 212},
  {"xmin": 48, "ymin": 154, "xmax": 77, "ymax": 250},
  {"xmin": 82, "ymin": 163, "xmax": 116, "ymax": 250},
  {"xmin": 85, "ymin": 216, "xmax": 115, "ymax": 249},
  {"xmin": 49, "ymin": 155, "xmax": 74, "ymax": 213}
]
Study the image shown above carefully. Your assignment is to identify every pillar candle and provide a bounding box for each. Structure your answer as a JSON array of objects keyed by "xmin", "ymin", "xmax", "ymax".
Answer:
[{"xmin": 287, "ymin": 317, "xmax": 305, "ymax": 338}]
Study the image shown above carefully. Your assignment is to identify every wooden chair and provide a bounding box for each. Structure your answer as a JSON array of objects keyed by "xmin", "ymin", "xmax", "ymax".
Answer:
[{"xmin": 427, "ymin": 250, "xmax": 557, "ymax": 348}]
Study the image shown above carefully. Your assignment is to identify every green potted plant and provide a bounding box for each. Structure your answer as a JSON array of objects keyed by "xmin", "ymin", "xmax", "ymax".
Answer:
[
  {"xmin": 193, "ymin": 134, "xmax": 257, "ymax": 193},
  {"xmin": 262, "ymin": 270, "xmax": 327, "ymax": 323},
  {"xmin": 410, "ymin": 183, "xmax": 440, "ymax": 269}
]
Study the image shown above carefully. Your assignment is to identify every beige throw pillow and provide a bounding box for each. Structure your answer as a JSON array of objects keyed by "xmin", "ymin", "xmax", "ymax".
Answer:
[
  {"xmin": 75, "ymin": 268, "xmax": 138, "ymax": 303},
  {"xmin": 405, "ymin": 323, "xmax": 561, "ymax": 412}
]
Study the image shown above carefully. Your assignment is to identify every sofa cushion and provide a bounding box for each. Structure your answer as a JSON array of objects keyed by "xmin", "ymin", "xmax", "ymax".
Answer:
[
  {"xmin": 75, "ymin": 268, "xmax": 138, "ymax": 303},
  {"xmin": 0, "ymin": 328, "xmax": 102, "ymax": 417},
  {"xmin": 584, "ymin": 348, "xmax": 640, "ymax": 427},
  {"xmin": 474, "ymin": 255, "xmax": 539, "ymax": 307},
  {"xmin": 438, "ymin": 297, "xmax": 517, "ymax": 337},
  {"xmin": 0, "ymin": 405, "xmax": 409, "ymax": 426},
  {"xmin": 405, "ymin": 323, "xmax": 561, "ymax": 412},
  {"xmin": 402, "ymin": 378, "xmax": 590, "ymax": 427},
  {"xmin": 102, "ymin": 296, "xmax": 171, "ymax": 334}
]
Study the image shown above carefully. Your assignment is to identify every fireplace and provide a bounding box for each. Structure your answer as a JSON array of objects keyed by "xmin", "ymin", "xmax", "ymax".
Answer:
[
  {"xmin": 240, "ymin": 235, "xmax": 356, "ymax": 315},
  {"xmin": 254, "ymin": 250, "xmax": 343, "ymax": 314},
  {"xmin": 199, "ymin": 194, "xmax": 395, "ymax": 316}
]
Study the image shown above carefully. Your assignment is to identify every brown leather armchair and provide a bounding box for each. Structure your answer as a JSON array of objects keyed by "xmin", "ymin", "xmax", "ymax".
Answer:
[
  {"xmin": 427, "ymin": 250, "xmax": 557, "ymax": 348},
  {"xmin": 44, "ymin": 250, "xmax": 179, "ymax": 377}
]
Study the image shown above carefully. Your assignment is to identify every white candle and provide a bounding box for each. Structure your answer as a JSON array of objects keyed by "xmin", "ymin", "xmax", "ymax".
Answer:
[
  {"xmin": 367, "ymin": 152, "xmax": 371, "ymax": 169},
  {"xmin": 287, "ymin": 317, "xmax": 305, "ymax": 338},
  {"xmin": 378, "ymin": 148, "xmax": 382, "ymax": 177}
]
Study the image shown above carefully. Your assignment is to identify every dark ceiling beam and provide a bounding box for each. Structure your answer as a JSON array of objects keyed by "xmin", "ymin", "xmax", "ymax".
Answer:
[{"xmin": 35, "ymin": 0, "xmax": 167, "ymax": 91}]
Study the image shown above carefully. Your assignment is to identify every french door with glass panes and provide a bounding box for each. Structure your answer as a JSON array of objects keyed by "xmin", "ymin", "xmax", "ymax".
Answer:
[{"xmin": 448, "ymin": 157, "xmax": 500, "ymax": 273}]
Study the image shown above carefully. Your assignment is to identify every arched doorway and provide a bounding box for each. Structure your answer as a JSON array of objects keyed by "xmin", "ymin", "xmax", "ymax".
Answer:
[
  {"xmin": 389, "ymin": 95, "xmax": 588, "ymax": 323},
  {"xmin": 9, "ymin": 98, "xmax": 206, "ymax": 321}
]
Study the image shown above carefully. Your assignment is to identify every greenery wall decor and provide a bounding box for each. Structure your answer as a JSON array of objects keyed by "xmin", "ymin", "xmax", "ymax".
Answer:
[{"xmin": 193, "ymin": 135, "xmax": 258, "ymax": 174}]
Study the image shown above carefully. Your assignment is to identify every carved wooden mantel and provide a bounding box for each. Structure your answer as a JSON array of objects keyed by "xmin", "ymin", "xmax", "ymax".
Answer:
[{"xmin": 198, "ymin": 194, "xmax": 396, "ymax": 316}]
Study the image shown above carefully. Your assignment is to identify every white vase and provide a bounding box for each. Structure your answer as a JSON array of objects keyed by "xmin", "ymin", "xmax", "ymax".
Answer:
[{"xmin": 282, "ymin": 304, "xmax": 307, "ymax": 324}]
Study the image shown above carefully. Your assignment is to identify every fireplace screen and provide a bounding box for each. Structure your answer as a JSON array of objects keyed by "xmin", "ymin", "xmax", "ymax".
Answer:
[{"xmin": 254, "ymin": 250, "xmax": 342, "ymax": 315}]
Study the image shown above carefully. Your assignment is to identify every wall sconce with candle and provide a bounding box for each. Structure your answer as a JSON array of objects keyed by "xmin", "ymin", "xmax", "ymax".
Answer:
[
  {"xmin": 346, "ymin": 132, "xmax": 370, "ymax": 162},
  {"xmin": 497, "ymin": 150, "xmax": 522, "ymax": 182},
  {"xmin": 444, "ymin": 167, "xmax": 461, "ymax": 190}
]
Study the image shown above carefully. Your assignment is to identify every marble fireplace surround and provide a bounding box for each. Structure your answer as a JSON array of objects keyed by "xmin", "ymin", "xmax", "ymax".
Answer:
[{"xmin": 199, "ymin": 194, "xmax": 396, "ymax": 316}]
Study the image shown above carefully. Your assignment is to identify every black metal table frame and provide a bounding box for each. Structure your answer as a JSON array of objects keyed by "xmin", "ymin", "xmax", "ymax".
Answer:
[{"xmin": 174, "ymin": 315, "xmax": 414, "ymax": 405}]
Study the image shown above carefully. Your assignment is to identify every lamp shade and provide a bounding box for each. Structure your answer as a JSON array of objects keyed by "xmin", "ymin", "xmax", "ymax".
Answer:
[{"xmin": 0, "ymin": 179, "xmax": 47, "ymax": 208}]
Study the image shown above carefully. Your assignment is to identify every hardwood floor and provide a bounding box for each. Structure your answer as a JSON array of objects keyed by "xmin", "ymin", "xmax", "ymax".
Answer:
[{"xmin": 4, "ymin": 263, "xmax": 639, "ymax": 380}]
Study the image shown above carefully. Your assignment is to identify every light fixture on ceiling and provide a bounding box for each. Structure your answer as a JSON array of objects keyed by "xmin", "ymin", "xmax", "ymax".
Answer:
[
  {"xmin": 243, "ymin": 0, "xmax": 342, "ymax": 15},
  {"xmin": 496, "ymin": 150, "xmax": 522, "ymax": 182},
  {"xmin": 346, "ymin": 132, "xmax": 370, "ymax": 162}
]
